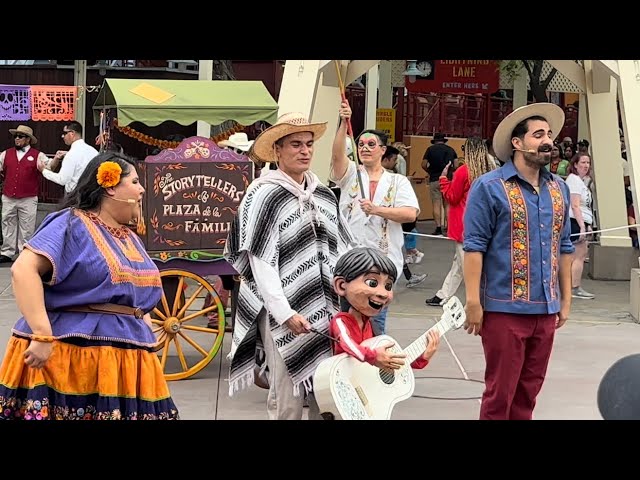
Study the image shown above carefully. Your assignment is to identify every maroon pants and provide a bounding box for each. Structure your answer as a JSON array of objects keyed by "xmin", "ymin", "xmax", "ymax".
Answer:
[{"xmin": 479, "ymin": 311, "xmax": 556, "ymax": 420}]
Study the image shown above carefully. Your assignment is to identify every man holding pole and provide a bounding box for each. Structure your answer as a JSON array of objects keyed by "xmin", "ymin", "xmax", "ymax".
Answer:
[{"xmin": 330, "ymin": 101, "xmax": 420, "ymax": 336}]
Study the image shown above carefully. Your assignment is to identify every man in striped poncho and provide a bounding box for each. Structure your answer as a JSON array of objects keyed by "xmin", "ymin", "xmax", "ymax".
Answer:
[{"xmin": 224, "ymin": 112, "xmax": 355, "ymax": 420}]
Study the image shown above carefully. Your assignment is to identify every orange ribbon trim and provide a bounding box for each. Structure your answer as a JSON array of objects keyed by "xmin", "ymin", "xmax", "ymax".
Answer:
[{"xmin": 112, "ymin": 119, "xmax": 245, "ymax": 148}]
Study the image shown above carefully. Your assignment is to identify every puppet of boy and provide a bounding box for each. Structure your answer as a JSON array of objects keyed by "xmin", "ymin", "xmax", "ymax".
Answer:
[{"xmin": 329, "ymin": 247, "xmax": 440, "ymax": 370}]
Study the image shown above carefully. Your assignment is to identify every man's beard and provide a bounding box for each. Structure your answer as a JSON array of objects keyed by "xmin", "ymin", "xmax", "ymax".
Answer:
[{"xmin": 523, "ymin": 145, "xmax": 552, "ymax": 167}]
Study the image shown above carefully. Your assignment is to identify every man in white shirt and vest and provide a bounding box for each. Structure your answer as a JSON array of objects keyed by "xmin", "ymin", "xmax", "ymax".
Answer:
[
  {"xmin": 0, "ymin": 125, "xmax": 51, "ymax": 263},
  {"xmin": 40, "ymin": 120, "xmax": 98, "ymax": 195}
]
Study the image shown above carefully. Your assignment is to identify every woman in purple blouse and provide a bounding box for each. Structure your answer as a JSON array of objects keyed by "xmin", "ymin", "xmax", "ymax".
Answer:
[{"xmin": 0, "ymin": 152, "xmax": 179, "ymax": 420}]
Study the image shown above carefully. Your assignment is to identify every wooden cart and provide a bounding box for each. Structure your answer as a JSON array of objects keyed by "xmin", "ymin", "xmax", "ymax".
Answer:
[
  {"xmin": 92, "ymin": 78, "xmax": 278, "ymax": 380},
  {"xmin": 139, "ymin": 136, "xmax": 252, "ymax": 380}
]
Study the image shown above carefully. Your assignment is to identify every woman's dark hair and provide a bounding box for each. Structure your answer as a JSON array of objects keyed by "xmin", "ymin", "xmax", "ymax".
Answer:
[
  {"xmin": 382, "ymin": 145, "xmax": 400, "ymax": 160},
  {"xmin": 60, "ymin": 151, "xmax": 137, "ymax": 211},
  {"xmin": 564, "ymin": 144, "xmax": 576, "ymax": 159},
  {"xmin": 107, "ymin": 143, "xmax": 125, "ymax": 154},
  {"xmin": 552, "ymin": 142, "xmax": 564, "ymax": 160}
]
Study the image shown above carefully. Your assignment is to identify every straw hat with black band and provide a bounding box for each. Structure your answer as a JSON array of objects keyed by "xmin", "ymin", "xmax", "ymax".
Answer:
[
  {"xmin": 252, "ymin": 112, "xmax": 327, "ymax": 163},
  {"xmin": 9, "ymin": 125, "xmax": 37, "ymax": 144},
  {"xmin": 492, "ymin": 103, "xmax": 565, "ymax": 164}
]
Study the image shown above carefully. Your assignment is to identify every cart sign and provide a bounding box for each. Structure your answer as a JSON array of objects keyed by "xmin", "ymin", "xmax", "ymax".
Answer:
[
  {"xmin": 143, "ymin": 137, "xmax": 252, "ymax": 256},
  {"xmin": 405, "ymin": 60, "xmax": 500, "ymax": 95}
]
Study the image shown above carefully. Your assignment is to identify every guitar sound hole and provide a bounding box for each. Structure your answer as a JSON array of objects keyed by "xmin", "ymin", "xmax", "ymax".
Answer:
[{"xmin": 379, "ymin": 369, "xmax": 395, "ymax": 385}]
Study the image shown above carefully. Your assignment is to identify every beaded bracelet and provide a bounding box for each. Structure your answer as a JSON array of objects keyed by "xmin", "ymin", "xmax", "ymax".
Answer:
[{"xmin": 30, "ymin": 334, "xmax": 55, "ymax": 343}]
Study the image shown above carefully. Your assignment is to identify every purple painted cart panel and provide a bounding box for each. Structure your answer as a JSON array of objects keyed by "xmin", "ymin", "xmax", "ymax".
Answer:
[{"xmin": 141, "ymin": 136, "xmax": 253, "ymax": 278}]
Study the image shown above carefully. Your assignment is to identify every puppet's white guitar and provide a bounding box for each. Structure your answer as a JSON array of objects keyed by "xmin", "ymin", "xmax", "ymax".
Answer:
[{"xmin": 313, "ymin": 296, "xmax": 466, "ymax": 420}]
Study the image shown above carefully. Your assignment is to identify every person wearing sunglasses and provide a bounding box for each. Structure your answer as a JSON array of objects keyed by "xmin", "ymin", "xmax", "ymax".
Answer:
[
  {"xmin": 0, "ymin": 125, "xmax": 51, "ymax": 263},
  {"xmin": 40, "ymin": 121, "xmax": 98, "ymax": 195}
]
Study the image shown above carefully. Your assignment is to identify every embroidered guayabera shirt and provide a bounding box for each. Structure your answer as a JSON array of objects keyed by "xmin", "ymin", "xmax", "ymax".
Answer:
[{"xmin": 463, "ymin": 161, "xmax": 575, "ymax": 315}]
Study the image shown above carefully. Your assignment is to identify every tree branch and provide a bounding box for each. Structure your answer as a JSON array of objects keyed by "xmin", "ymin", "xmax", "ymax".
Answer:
[
  {"xmin": 521, "ymin": 60, "xmax": 534, "ymax": 78},
  {"xmin": 532, "ymin": 60, "xmax": 543, "ymax": 79},
  {"xmin": 541, "ymin": 67, "xmax": 558, "ymax": 90},
  {"xmin": 212, "ymin": 60, "xmax": 236, "ymax": 80}
]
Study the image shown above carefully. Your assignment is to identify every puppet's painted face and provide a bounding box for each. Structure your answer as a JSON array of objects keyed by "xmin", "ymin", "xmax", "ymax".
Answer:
[{"xmin": 334, "ymin": 268, "xmax": 394, "ymax": 317}]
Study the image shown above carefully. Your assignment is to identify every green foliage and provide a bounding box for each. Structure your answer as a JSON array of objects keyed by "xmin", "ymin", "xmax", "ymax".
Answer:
[
  {"xmin": 501, "ymin": 60, "xmax": 524, "ymax": 83},
  {"xmin": 498, "ymin": 60, "xmax": 558, "ymax": 103}
]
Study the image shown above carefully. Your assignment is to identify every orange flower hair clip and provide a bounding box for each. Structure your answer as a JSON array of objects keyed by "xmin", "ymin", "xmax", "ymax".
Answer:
[{"xmin": 97, "ymin": 161, "xmax": 122, "ymax": 188}]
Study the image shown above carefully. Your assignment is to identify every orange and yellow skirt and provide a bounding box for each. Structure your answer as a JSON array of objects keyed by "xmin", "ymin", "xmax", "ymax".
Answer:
[{"xmin": 0, "ymin": 335, "xmax": 179, "ymax": 420}]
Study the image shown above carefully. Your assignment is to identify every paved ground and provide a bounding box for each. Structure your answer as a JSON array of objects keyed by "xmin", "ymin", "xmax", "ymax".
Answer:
[{"xmin": 0, "ymin": 213, "xmax": 637, "ymax": 420}]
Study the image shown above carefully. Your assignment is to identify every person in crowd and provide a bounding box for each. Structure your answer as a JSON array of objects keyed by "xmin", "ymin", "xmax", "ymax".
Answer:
[{"xmin": 330, "ymin": 101, "xmax": 419, "ymax": 336}]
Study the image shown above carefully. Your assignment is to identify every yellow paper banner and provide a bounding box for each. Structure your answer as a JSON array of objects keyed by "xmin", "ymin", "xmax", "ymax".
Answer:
[{"xmin": 129, "ymin": 83, "xmax": 175, "ymax": 104}]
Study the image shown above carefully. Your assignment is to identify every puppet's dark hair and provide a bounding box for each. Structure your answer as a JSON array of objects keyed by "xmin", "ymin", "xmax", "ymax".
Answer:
[{"xmin": 334, "ymin": 247, "xmax": 398, "ymax": 283}]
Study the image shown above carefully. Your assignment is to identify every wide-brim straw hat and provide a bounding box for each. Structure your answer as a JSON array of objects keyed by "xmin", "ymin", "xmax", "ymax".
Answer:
[
  {"xmin": 9, "ymin": 125, "xmax": 37, "ymax": 144},
  {"xmin": 493, "ymin": 103, "xmax": 565, "ymax": 163},
  {"xmin": 252, "ymin": 112, "xmax": 327, "ymax": 163}
]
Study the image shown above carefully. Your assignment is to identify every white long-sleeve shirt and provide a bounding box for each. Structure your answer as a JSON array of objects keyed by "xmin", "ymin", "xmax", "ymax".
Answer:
[
  {"xmin": 42, "ymin": 139, "xmax": 98, "ymax": 193},
  {"xmin": 248, "ymin": 253, "xmax": 296, "ymax": 325}
]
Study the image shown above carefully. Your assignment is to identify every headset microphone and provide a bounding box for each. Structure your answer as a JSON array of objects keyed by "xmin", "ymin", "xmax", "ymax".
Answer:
[
  {"xmin": 103, "ymin": 196, "xmax": 137, "ymax": 204},
  {"xmin": 513, "ymin": 148, "xmax": 538, "ymax": 154}
]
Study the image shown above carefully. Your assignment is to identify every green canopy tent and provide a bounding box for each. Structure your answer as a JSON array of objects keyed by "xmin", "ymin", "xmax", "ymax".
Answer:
[{"xmin": 92, "ymin": 78, "xmax": 279, "ymax": 127}]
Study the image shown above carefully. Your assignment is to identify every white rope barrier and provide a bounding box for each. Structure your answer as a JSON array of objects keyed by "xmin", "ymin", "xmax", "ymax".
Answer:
[
  {"xmin": 403, "ymin": 223, "xmax": 640, "ymax": 240},
  {"xmin": 572, "ymin": 223, "xmax": 640, "ymax": 237}
]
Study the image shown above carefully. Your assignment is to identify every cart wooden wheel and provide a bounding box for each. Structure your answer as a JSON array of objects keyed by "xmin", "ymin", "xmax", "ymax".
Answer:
[{"xmin": 150, "ymin": 269, "xmax": 226, "ymax": 381}]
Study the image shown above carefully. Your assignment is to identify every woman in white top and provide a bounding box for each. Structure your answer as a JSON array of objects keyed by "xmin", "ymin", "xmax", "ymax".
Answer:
[
  {"xmin": 565, "ymin": 154, "xmax": 595, "ymax": 299},
  {"xmin": 330, "ymin": 101, "xmax": 420, "ymax": 336}
]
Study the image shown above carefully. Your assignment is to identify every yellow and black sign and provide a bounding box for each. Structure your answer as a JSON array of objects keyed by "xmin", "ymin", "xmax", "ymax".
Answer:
[{"xmin": 375, "ymin": 108, "xmax": 395, "ymax": 143}]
